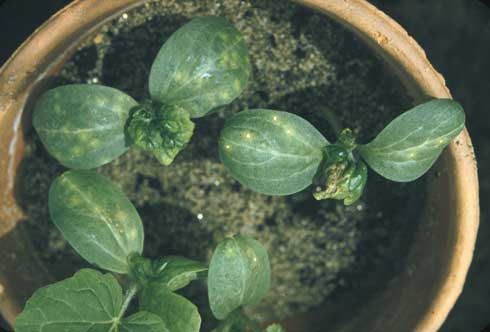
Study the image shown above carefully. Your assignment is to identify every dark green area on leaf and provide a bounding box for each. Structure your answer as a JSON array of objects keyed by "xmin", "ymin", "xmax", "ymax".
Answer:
[
  {"xmin": 140, "ymin": 282, "xmax": 201, "ymax": 332},
  {"xmin": 208, "ymin": 235, "xmax": 271, "ymax": 320},
  {"xmin": 49, "ymin": 170, "xmax": 144, "ymax": 274},
  {"xmin": 219, "ymin": 109, "xmax": 329, "ymax": 196},
  {"xmin": 149, "ymin": 16, "xmax": 251, "ymax": 118},
  {"xmin": 358, "ymin": 99, "xmax": 465, "ymax": 182},
  {"xmin": 14, "ymin": 269, "xmax": 166, "ymax": 332},
  {"xmin": 33, "ymin": 84, "xmax": 137, "ymax": 169}
]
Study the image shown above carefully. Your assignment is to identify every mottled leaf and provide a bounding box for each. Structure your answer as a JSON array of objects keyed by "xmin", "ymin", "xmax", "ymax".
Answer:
[
  {"xmin": 152, "ymin": 256, "xmax": 208, "ymax": 291},
  {"xmin": 49, "ymin": 170, "xmax": 144, "ymax": 273},
  {"xmin": 149, "ymin": 16, "xmax": 251, "ymax": 118},
  {"xmin": 208, "ymin": 235, "xmax": 271, "ymax": 320},
  {"xmin": 219, "ymin": 109, "xmax": 328, "ymax": 195},
  {"xmin": 358, "ymin": 99, "xmax": 465, "ymax": 181},
  {"xmin": 14, "ymin": 269, "xmax": 167, "ymax": 332},
  {"xmin": 140, "ymin": 283, "xmax": 201, "ymax": 332},
  {"xmin": 33, "ymin": 84, "xmax": 137, "ymax": 169},
  {"xmin": 126, "ymin": 101, "xmax": 195, "ymax": 165}
]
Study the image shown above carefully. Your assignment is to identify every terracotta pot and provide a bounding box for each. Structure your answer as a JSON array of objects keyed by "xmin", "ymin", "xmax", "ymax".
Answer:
[{"xmin": 0, "ymin": 0, "xmax": 479, "ymax": 331}]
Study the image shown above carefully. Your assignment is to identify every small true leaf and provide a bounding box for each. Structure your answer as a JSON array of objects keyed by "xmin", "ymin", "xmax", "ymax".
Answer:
[
  {"xmin": 149, "ymin": 16, "xmax": 251, "ymax": 118},
  {"xmin": 219, "ymin": 109, "xmax": 329, "ymax": 195},
  {"xmin": 120, "ymin": 311, "xmax": 169, "ymax": 332},
  {"xmin": 33, "ymin": 84, "xmax": 137, "ymax": 169},
  {"xmin": 266, "ymin": 324, "xmax": 286, "ymax": 332},
  {"xmin": 126, "ymin": 101, "xmax": 195, "ymax": 165},
  {"xmin": 208, "ymin": 235, "xmax": 271, "ymax": 320},
  {"xmin": 152, "ymin": 256, "xmax": 208, "ymax": 291},
  {"xmin": 14, "ymin": 269, "xmax": 167, "ymax": 332},
  {"xmin": 49, "ymin": 170, "xmax": 144, "ymax": 274},
  {"xmin": 140, "ymin": 283, "xmax": 201, "ymax": 332},
  {"xmin": 357, "ymin": 99, "xmax": 465, "ymax": 182}
]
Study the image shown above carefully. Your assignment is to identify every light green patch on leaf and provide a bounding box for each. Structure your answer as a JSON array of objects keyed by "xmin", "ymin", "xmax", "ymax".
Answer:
[
  {"xmin": 265, "ymin": 323, "xmax": 286, "ymax": 332},
  {"xmin": 208, "ymin": 235, "xmax": 271, "ymax": 320},
  {"xmin": 152, "ymin": 256, "xmax": 208, "ymax": 291},
  {"xmin": 14, "ymin": 269, "xmax": 167, "ymax": 332},
  {"xmin": 357, "ymin": 99, "xmax": 465, "ymax": 182},
  {"xmin": 219, "ymin": 109, "xmax": 329, "ymax": 196},
  {"xmin": 126, "ymin": 100, "xmax": 195, "ymax": 165},
  {"xmin": 33, "ymin": 84, "xmax": 137, "ymax": 169},
  {"xmin": 49, "ymin": 170, "xmax": 144, "ymax": 274},
  {"xmin": 140, "ymin": 283, "xmax": 201, "ymax": 332},
  {"xmin": 149, "ymin": 16, "xmax": 251, "ymax": 118}
]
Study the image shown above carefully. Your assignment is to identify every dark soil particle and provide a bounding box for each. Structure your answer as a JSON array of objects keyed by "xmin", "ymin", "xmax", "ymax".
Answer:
[{"xmin": 16, "ymin": 0, "xmax": 425, "ymax": 329}]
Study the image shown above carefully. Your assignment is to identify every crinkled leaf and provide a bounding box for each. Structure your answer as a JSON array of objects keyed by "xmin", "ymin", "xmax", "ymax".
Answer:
[
  {"xmin": 219, "ymin": 109, "xmax": 328, "ymax": 195},
  {"xmin": 208, "ymin": 235, "xmax": 271, "ymax": 320},
  {"xmin": 313, "ymin": 145, "xmax": 368, "ymax": 205},
  {"xmin": 33, "ymin": 84, "xmax": 137, "ymax": 169},
  {"xmin": 126, "ymin": 101, "xmax": 195, "ymax": 165},
  {"xmin": 358, "ymin": 99, "xmax": 465, "ymax": 182},
  {"xmin": 149, "ymin": 16, "xmax": 251, "ymax": 118},
  {"xmin": 49, "ymin": 170, "xmax": 144, "ymax": 273},
  {"xmin": 140, "ymin": 283, "xmax": 201, "ymax": 332},
  {"xmin": 152, "ymin": 256, "xmax": 208, "ymax": 291},
  {"xmin": 14, "ymin": 269, "xmax": 167, "ymax": 332}
]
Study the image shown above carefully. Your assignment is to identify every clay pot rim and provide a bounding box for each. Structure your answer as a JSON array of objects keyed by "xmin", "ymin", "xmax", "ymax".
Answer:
[{"xmin": 0, "ymin": 1, "xmax": 479, "ymax": 331}]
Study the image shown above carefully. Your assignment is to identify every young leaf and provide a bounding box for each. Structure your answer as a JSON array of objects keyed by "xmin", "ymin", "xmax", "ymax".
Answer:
[
  {"xmin": 14, "ymin": 269, "xmax": 167, "ymax": 332},
  {"xmin": 49, "ymin": 170, "xmax": 144, "ymax": 274},
  {"xmin": 313, "ymin": 145, "xmax": 368, "ymax": 205},
  {"xmin": 208, "ymin": 235, "xmax": 271, "ymax": 320},
  {"xmin": 120, "ymin": 311, "xmax": 170, "ymax": 332},
  {"xmin": 140, "ymin": 283, "xmax": 201, "ymax": 332},
  {"xmin": 266, "ymin": 323, "xmax": 286, "ymax": 332},
  {"xmin": 149, "ymin": 16, "xmax": 251, "ymax": 118},
  {"xmin": 126, "ymin": 101, "xmax": 195, "ymax": 165},
  {"xmin": 33, "ymin": 84, "xmax": 137, "ymax": 169},
  {"xmin": 152, "ymin": 256, "xmax": 208, "ymax": 291},
  {"xmin": 219, "ymin": 109, "xmax": 329, "ymax": 196},
  {"xmin": 357, "ymin": 99, "xmax": 465, "ymax": 182}
]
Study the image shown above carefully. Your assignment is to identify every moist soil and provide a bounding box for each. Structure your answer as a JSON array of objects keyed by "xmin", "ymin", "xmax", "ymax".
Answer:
[{"xmin": 15, "ymin": 0, "xmax": 426, "ymax": 330}]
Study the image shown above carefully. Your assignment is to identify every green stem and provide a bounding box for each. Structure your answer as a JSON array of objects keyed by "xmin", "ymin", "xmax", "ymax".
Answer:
[{"xmin": 118, "ymin": 283, "xmax": 139, "ymax": 319}]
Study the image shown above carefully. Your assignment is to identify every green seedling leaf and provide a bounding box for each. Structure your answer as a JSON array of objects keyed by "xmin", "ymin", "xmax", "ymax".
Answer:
[
  {"xmin": 208, "ymin": 235, "xmax": 271, "ymax": 320},
  {"xmin": 152, "ymin": 256, "xmax": 208, "ymax": 291},
  {"xmin": 49, "ymin": 170, "xmax": 144, "ymax": 274},
  {"xmin": 33, "ymin": 84, "xmax": 137, "ymax": 169},
  {"xmin": 219, "ymin": 109, "xmax": 329, "ymax": 196},
  {"xmin": 358, "ymin": 99, "xmax": 465, "ymax": 182},
  {"xmin": 14, "ymin": 269, "xmax": 167, "ymax": 332},
  {"xmin": 140, "ymin": 283, "xmax": 201, "ymax": 332},
  {"xmin": 149, "ymin": 16, "xmax": 251, "ymax": 118},
  {"xmin": 126, "ymin": 100, "xmax": 195, "ymax": 165},
  {"xmin": 266, "ymin": 323, "xmax": 286, "ymax": 332}
]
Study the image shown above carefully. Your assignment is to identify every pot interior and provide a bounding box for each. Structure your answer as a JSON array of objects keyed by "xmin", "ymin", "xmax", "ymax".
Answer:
[{"xmin": 0, "ymin": 1, "xmax": 474, "ymax": 332}]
